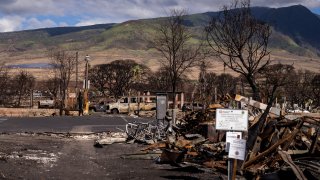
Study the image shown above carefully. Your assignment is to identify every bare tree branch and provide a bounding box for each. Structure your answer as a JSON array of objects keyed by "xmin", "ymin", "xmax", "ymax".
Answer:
[
  {"xmin": 49, "ymin": 49, "xmax": 77, "ymax": 115},
  {"xmin": 152, "ymin": 9, "xmax": 206, "ymax": 119},
  {"xmin": 206, "ymin": 0, "xmax": 271, "ymax": 100}
]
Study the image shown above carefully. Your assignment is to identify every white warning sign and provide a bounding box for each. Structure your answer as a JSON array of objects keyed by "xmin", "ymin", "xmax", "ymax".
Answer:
[
  {"xmin": 228, "ymin": 139, "xmax": 246, "ymax": 160},
  {"xmin": 216, "ymin": 109, "xmax": 248, "ymax": 131}
]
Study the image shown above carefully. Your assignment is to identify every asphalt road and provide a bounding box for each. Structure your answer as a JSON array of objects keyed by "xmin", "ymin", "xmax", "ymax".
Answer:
[
  {"xmin": 0, "ymin": 113, "xmax": 225, "ymax": 179},
  {"xmin": 0, "ymin": 134, "xmax": 219, "ymax": 180},
  {"xmin": 0, "ymin": 113, "xmax": 152, "ymax": 133}
]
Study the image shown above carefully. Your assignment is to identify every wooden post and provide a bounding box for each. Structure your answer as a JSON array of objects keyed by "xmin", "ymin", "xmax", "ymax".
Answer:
[
  {"xmin": 137, "ymin": 91, "xmax": 140, "ymax": 116},
  {"xmin": 228, "ymin": 133, "xmax": 241, "ymax": 180},
  {"xmin": 84, "ymin": 89, "xmax": 89, "ymax": 114},
  {"xmin": 310, "ymin": 128, "xmax": 320, "ymax": 154},
  {"xmin": 228, "ymin": 158, "xmax": 232, "ymax": 180},
  {"xmin": 30, "ymin": 89, "xmax": 33, "ymax": 108},
  {"xmin": 232, "ymin": 159, "xmax": 237, "ymax": 180},
  {"xmin": 214, "ymin": 87, "xmax": 217, "ymax": 103},
  {"xmin": 128, "ymin": 91, "xmax": 131, "ymax": 114},
  {"xmin": 75, "ymin": 51, "xmax": 78, "ymax": 89}
]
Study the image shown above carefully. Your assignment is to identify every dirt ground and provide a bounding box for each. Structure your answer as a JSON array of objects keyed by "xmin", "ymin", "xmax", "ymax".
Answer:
[{"xmin": 0, "ymin": 133, "xmax": 227, "ymax": 180}]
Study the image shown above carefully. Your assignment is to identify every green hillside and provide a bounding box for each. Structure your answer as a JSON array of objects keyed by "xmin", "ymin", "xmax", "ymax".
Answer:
[
  {"xmin": 0, "ymin": 24, "xmax": 114, "ymax": 54},
  {"xmin": 0, "ymin": 5, "xmax": 319, "ymax": 63}
]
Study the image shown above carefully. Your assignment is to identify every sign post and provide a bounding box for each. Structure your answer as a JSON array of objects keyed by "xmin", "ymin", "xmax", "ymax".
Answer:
[
  {"xmin": 226, "ymin": 132, "xmax": 242, "ymax": 152},
  {"xmin": 228, "ymin": 139, "xmax": 246, "ymax": 160},
  {"xmin": 216, "ymin": 109, "xmax": 248, "ymax": 180}
]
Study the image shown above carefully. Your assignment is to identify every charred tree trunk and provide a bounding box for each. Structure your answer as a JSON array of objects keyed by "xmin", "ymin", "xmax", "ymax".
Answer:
[
  {"xmin": 246, "ymin": 75, "xmax": 261, "ymax": 101},
  {"xmin": 172, "ymin": 79, "xmax": 177, "ymax": 125}
]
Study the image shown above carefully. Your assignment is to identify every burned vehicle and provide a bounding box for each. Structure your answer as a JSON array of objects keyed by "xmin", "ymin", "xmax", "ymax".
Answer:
[
  {"xmin": 106, "ymin": 96, "xmax": 156, "ymax": 114},
  {"xmin": 89, "ymin": 101, "xmax": 109, "ymax": 112}
]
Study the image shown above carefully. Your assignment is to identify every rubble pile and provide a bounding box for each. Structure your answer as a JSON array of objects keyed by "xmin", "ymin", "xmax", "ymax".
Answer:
[
  {"xmin": 243, "ymin": 115, "xmax": 320, "ymax": 179},
  {"xmin": 175, "ymin": 110, "xmax": 214, "ymax": 135},
  {"xmin": 130, "ymin": 95, "xmax": 320, "ymax": 179}
]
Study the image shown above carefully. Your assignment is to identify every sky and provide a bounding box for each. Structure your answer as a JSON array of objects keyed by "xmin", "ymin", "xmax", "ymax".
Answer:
[{"xmin": 0, "ymin": 0, "xmax": 320, "ymax": 32}]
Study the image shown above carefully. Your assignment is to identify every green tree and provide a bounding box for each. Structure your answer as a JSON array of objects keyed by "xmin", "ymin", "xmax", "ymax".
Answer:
[{"xmin": 89, "ymin": 64, "xmax": 112, "ymax": 96}]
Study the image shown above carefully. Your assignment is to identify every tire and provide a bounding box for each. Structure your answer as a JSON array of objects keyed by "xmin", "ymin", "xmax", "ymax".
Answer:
[{"xmin": 111, "ymin": 108, "xmax": 119, "ymax": 114}]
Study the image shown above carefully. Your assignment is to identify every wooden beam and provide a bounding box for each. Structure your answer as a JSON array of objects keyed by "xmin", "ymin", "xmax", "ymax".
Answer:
[
  {"xmin": 235, "ymin": 94, "xmax": 281, "ymax": 116},
  {"xmin": 244, "ymin": 120, "xmax": 303, "ymax": 168}
]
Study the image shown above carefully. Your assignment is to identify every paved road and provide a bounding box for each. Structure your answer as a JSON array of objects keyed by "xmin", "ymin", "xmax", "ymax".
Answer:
[
  {"xmin": 0, "ymin": 113, "xmax": 152, "ymax": 133},
  {"xmin": 0, "ymin": 114, "xmax": 222, "ymax": 179}
]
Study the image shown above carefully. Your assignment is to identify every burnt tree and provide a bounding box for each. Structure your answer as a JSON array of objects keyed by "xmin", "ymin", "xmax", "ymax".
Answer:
[
  {"xmin": 0, "ymin": 66, "xmax": 11, "ymax": 105},
  {"xmin": 215, "ymin": 73, "xmax": 238, "ymax": 97},
  {"xmin": 13, "ymin": 70, "xmax": 35, "ymax": 107},
  {"xmin": 46, "ymin": 76, "xmax": 61, "ymax": 101},
  {"xmin": 153, "ymin": 9, "xmax": 205, "ymax": 123},
  {"xmin": 50, "ymin": 50, "xmax": 77, "ymax": 115},
  {"xmin": 247, "ymin": 63, "xmax": 295, "ymax": 153},
  {"xmin": 206, "ymin": 0, "xmax": 271, "ymax": 101},
  {"xmin": 312, "ymin": 74, "xmax": 320, "ymax": 107}
]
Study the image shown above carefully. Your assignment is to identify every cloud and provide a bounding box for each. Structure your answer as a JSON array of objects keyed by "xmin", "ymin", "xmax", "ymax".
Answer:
[
  {"xmin": 0, "ymin": 0, "xmax": 319, "ymax": 32},
  {"xmin": 0, "ymin": 16, "xmax": 69, "ymax": 32},
  {"xmin": 0, "ymin": 15, "xmax": 24, "ymax": 32},
  {"xmin": 58, "ymin": 22, "xmax": 69, "ymax": 27},
  {"xmin": 1, "ymin": 0, "xmax": 320, "ymax": 18},
  {"xmin": 24, "ymin": 18, "xmax": 57, "ymax": 30},
  {"xmin": 252, "ymin": 0, "xmax": 320, "ymax": 8},
  {"xmin": 0, "ymin": 0, "xmax": 65, "ymax": 16},
  {"xmin": 75, "ymin": 18, "xmax": 110, "ymax": 26}
]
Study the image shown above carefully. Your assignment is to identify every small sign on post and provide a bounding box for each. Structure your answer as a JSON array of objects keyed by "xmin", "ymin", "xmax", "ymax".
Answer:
[
  {"xmin": 156, "ymin": 94, "xmax": 167, "ymax": 120},
  {"xmin": 226, "ymin": 132, "xmax": 242, "ymax": 152},
  {"xmin": 216, "ymin": 109, "xmax": 248, "ymax": 180},
  {"xmin": 228, "ymin": 139, "xmax": 246, "ymax": 161},
  {"xmin": 215, "ymin": 109, "xmax": 248, "ymax": 131}
]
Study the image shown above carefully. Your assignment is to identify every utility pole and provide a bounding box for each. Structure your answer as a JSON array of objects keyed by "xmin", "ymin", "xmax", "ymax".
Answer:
[
  {"xmin": 75, "ymin": 51, "xmax": 78, "ymax": 90},
  {"xmin": 84, "ymin": 55, "xmax": 90, "ymax": 114},
  {"xmin": 75, "ymin": 51, "xmax": 79, "ymax": 111},
  {"xmin": 199, "ymin": 61, "xmax": 207, "ymax": 112}
]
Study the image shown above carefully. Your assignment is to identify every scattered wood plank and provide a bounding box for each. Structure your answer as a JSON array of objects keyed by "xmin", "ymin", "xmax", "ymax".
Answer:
[
  {"xmin": 278, "ymin": 151, "xmax": 307, "ymax": 180},
  {"xmin": 234, "ymin": 94, "xmax": 281, "ymax": 116}
]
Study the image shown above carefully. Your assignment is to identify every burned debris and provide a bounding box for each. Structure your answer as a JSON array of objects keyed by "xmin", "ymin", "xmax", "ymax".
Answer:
[{"xmin": 121, "ymin": 94, "xmax": 320, "ymax": 179}]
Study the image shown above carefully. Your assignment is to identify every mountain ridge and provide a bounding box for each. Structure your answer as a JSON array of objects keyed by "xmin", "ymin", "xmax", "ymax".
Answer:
[{"xmin": 0, "ymin": 5, "xmax": 319, "ymax": 73}]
